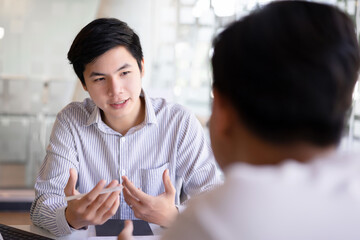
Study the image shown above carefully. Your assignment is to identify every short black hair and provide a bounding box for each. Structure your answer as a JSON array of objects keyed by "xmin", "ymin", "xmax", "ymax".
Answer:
[
  {"xmin": 68, "ymin": 18, "xmax": 143, "ymax": 85},
  {"xmin": 212, "ymin": 1, "xmax": 360, "ymax": 146}
]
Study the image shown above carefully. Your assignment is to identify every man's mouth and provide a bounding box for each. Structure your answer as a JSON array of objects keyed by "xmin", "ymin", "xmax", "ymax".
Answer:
[
  {"xmin": 114, "ymin": 100, "xmax": 126, "ymax": 104},
  {"xmin": 110, "ymin": 98, "xmax": 129, "ymax": 108}
]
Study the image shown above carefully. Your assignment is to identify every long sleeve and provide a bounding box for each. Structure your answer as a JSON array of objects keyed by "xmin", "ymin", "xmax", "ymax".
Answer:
[
  {"xmin": 174, "ymin": 109, "xmax": 222, "ymax": 202},
  {"xmin": 30, "ymin": 112, "xmax": 79, "ymax": 237}
]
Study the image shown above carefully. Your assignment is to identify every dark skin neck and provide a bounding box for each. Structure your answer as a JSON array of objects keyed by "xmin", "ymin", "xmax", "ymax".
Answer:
[
  {"xmin": 223, "ymin": 120, "xmax": 336, "ymax": 168},
  {"xmin": 242, "ymin": 139, "xmax": 335, "ymax": 166}
]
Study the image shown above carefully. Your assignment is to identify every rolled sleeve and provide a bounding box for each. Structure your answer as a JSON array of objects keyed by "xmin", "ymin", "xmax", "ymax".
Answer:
[{"xmin": 56, "ymin": 206, "xmax": 72, "ymax": 236}]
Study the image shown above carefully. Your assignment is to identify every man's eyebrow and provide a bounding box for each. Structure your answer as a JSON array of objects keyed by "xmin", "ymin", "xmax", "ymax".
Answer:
[
  {"xmin": 89, "ymin": 72, "xmax": 105, "ymax": 78},
  {"xmin": 115, "ymin": 63, "xmax": 131, "ymax": 73},
  {"xmin": 89, "ymin": 63, "xmax": 131, "ymax": 78}
]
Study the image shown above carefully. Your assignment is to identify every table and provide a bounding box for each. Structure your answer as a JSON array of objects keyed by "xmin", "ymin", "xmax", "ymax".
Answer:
[{"xmin": 11, "ymin": 223, "xmax": 163, "ymax": 239}]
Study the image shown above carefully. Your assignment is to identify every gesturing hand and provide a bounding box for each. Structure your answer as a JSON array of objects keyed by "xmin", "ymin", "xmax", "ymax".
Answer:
[
  {"xmin": 122, "ymin": 169, "xmax": 178, "ymax": 227},
  {"xmin": 64, "ymin": 168, "xmax": 121, "ymax": 230}
]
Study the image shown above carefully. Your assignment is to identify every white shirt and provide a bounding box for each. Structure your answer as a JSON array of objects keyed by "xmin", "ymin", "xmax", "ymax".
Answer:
[
  {"xmin": 163, "ymin": 150, "xmax": 360, "ymax": 240},
  {"xmin": 30, "ymin": 90, "xmax": 221, "ymax": 236}
]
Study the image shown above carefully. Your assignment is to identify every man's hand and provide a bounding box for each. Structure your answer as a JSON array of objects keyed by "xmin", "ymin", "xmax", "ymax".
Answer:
[
  {"xmin": 64, "ymin": 168, "xmax": 121, "ymax": 230},
  {"xmin": 122, "ymin": 169, "xmax": 178, "ymax": 227},
  {"xmin": 117, "ymin": 220, "xmax": 134, "ymax": 240}
]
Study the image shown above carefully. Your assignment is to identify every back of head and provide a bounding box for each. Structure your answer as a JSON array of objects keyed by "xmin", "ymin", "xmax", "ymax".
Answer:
[
  {"xmin": 212, "ymin": 1, "xmax": 360, "ymax": 146},
  {"xmin": 67, "ymin": 18, "xmax": 143, "ymax": 85}
]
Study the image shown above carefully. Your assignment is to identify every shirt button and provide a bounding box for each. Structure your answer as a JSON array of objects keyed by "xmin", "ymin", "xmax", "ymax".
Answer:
[
  {"xmin": 121, "ymin": 169, "xmax": 126, "ymax": 175},
  {"xmin": 121, "ymin": 137, "xmax": 126, "ymax": 143}
]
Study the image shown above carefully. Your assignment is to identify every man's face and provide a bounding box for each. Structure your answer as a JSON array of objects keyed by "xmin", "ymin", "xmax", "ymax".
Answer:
[
  {"xmin": 83, "ymin": 46, "xmax": 144, "ymax": 128},
  {"xmin": 209, "ymin": 91, "xmax": 228, "ymax": 169},
  {"xmin": 210, "ymin": 89, "xmax": 243, "ymax": 169}
]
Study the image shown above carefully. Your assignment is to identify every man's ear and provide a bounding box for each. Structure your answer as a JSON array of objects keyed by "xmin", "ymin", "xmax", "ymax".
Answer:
[
  {"xmin": 82, "ymin": 82, "xmax": 87, "ymax": 91},
  {"xmin": 140, "ymin": 59, "xmax": 145, "ymax": 77},
  {"xmin": 212, "ymin": 89, "xmax": 236, "ymax": 137}
]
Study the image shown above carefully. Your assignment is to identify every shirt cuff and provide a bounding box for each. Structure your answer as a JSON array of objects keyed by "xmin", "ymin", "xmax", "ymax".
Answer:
[{"xmin": 55, "ymin": 206, "xmax": 73, "ymax": 235}]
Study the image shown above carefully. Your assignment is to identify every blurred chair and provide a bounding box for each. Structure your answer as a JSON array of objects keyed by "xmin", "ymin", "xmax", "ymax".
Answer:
[
  {"xmin": 26, "ymin": 115, "xmax": 56, "ymax": 187},
  {"xmin": 42, "ymin": 79, "xmax": 75, "ymax": 114},
  {"xmin": 0, "ymin": 76, "xmax": 43, "ymax": 114},
  {"xmin": 0, "ymin": 77, "xmax": 75, "ymax": 187},
  {"xmin": 0, "ymin": 116, "xmax": 30, "ymax": 163}
]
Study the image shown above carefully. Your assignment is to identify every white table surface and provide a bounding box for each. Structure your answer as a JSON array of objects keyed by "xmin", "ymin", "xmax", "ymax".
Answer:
[{"xmin": 10, "ymin": 223, "xmax": 162, "ymax": 240}]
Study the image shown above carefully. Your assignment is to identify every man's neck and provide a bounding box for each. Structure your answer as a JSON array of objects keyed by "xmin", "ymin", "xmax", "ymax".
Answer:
[
  {"xmin": 222, "ymin": 123, "xmax": 336, "ymax": 167},
  {"xmin": 102, "ymin": 97, "xmax": 146, "ymax": 135},
  {"xmin": 244, "ymin": 141, "xmax": 336, "ymax": 166}
]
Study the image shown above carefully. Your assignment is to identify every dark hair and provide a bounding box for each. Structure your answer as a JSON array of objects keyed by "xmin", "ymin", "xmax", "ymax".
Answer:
[
  {"xmin": 212, "ymin": 1, "xmax": 360, "ymax": 146},
  {"xmin": 67, "ymin": 18, "xmax": 143, "ymax": 85}
]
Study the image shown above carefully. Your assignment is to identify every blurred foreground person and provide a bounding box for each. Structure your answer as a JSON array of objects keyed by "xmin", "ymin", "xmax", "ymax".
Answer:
[{"xmin": 119, "ymin": 1, "xmax": 360, "ymax": 239}]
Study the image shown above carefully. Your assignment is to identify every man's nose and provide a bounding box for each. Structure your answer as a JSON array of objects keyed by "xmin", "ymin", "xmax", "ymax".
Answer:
[{"xmin": 107, "ymin": 77, "xmax": 123, "ymax": 96}]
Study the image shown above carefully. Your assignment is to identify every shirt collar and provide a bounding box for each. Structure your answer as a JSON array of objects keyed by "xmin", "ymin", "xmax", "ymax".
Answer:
[
  {"xmin": 86, "ymin": 104, "xmax": 115, "ymax": 134},
  {"xmin": 85, "ymin": 88, "xmax": 158, "ymax": 130},
  {"xmin": 142, "ymin": 89, "xmax": 158, "ymax": 125},
  {"xmin": 86, "ymin": 104, "xmax": 101, "ymax": 127}
]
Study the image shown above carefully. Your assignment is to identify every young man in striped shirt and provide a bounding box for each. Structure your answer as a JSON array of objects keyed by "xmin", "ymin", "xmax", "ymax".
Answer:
[{"xmin": 30, "ymin": 18, "xmax": 221, "ymax": 237}]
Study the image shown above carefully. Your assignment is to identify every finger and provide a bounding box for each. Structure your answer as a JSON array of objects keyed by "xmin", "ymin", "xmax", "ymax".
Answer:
[
  {"xmin": 64, "ymin": 168, "xmax": 78, "ymax": 197},
  {"xmin": 88, "ymin": 180, "xmax": 119, "ymax": 211},
  {"xmin": 77, "ymin": 179, "xmax": 106, "ymax": 212},
  {"xmin": 122, "ymin": 186, "xmax": 141, "ymax": 209},
  {"xmin": 162, "ymin": 169, "xmax": 176, "ymax": 196},
  {"xmin": 121, "ymin": 176, "xmax": 148, "ymax": 201},
  {"xmin": 95, "ymin": 183, "xmax": 121, "ymax": 217},
  {"xmin": 118, "ymin": 220, "xmax": 134, "ymax": 240},
  {"xmin": 99, "ymin": 180, "xmax": 118, "ymax": 201},
  {"xmin": 100, "ymin": 194, "xmax": 120, "ymax": 223}
]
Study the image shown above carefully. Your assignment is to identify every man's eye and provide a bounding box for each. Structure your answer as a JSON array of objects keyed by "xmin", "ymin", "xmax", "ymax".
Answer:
[
  {"xmin": 121, "ymin": 71, "xmax": 131, "ymax": 76},
  {"xmin": 94, "ymin": 77, "xmax": 105, "ymax": 82}
]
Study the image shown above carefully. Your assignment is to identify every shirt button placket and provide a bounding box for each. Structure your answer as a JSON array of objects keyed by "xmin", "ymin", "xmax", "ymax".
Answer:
[{"xmin": 119, "ymin": 137, "xmax": 127, "ymax": 182}]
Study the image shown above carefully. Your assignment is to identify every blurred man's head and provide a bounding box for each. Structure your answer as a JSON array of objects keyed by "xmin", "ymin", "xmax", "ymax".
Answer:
[{"xmin": 210, "ymin": 1, "xmax": 360, "ymax": 168}]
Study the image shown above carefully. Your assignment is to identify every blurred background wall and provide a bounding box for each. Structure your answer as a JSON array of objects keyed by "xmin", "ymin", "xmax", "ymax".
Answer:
[{"xmin": 0, "ymin": 0, "xmax": 359, "ymax": 189}]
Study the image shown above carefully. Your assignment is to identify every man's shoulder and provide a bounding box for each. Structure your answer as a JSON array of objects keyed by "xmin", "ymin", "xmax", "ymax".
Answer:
[
  {"xmin": 149, "ymin": 96, "xmax": 191, "ymax": 119},
  {"xmin": 57, "ymin": 98, "xmax": 96, "ymax": 121}
]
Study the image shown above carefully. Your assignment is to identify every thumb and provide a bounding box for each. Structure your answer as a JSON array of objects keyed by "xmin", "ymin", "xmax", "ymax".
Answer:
[
  {"xmin": 118, "ymin": 220, "xmax": 134, "ymax": 240},
  {"xmin": 64, "ymin": 168, "xmax": 78, "ymax": 197},
  {"xmin": 163, "ymin": 169, "xmax": 175, "ymax": 196}
]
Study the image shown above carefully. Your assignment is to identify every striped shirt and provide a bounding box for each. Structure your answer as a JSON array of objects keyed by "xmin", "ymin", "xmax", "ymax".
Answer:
[{"xmin": 30, "ymin": 90, "xmax": 221, "ymax": 237}]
